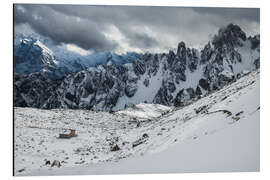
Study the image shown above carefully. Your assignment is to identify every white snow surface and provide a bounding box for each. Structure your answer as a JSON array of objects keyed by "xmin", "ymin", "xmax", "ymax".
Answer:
[
  {"xmin": 116, "ymin": 103, "xmax": 172, "ymax": 121},
  {"xmin": 14, "ymin": 70, "xmax": 260, "ymax": 176}
]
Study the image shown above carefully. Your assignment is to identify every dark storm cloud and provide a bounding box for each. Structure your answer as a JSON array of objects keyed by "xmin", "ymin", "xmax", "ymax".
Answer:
[
  {"xmin": 192, "ymin": 7, "xmax": 260, "ymax": 23},
  {"xmin": 46, "ymin": 5, "xmax": 178, "ymax": 49},
  {"xmin": 14, "ymin": 4, "xmax": 118, "ymax": 51},
  {"xmin": 14, "ymin": 4, "xmax": 260, "ymax": 52},
  {"xmin": 129, "ymin": 33, "xmax": 159, "ymax": 48}
]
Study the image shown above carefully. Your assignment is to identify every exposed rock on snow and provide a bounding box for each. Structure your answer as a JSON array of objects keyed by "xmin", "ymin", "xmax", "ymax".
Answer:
[
  {"xmin": 51, "ymin": 160, "xmax": 61, "ymax": 168},
  {"xmin": 110, "ymin": 145, "xmax": 120, "ymax": 152}
]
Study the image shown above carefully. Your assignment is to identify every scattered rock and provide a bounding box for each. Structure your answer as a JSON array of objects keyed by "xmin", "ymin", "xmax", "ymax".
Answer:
[
  {"xmin": 235, "ymin": 111, "xmax": 244, "ymax": 116},
  {"xmin": 232, "ymin": 116, "xmax": 241, "ymax": 122},
  {"xmin": 195, "ymin": 105, "xmax": 208, "ymax": 114},
  {"xmin": 51, "ymin": 160, "xmax": 61, "ymax": 168},
  {"xmin": 75, "ymin": 160, "xmax": 85, "ymax": 164},
  {"xmin": 132, "ymin": 134, "xmax": 149, "ymax": 148},
  {"xmin": 17, "ymin": 168, "xmax": 25, "ymax": 173},
  {"xmin": 142, "ymin": 133, "xmax": 149, "ymax": 138},
  {"xmin": 221, "ymin": 96, "xmax": 228, "ymax": 101},
  {"xmin": 136, "ymin": 121, "xmax": 141, "ymax": 128},
  {"xmin": 143, "ymin": 78, "xmax": 150, "ymax": 87},
  {"xmin": 222, "ymin": 110, "xmax": 232, "ymax": 116},
  {"xmin": 45, "ymin": 160, "xmax": 50, "ymax": 165},
  {"xmin": 207, "ymin": 109, "xmax": 232, "ymax": 117},
  {"xmin": 110, "ymin": 144, "xmax": 120, "ymax": 151}
]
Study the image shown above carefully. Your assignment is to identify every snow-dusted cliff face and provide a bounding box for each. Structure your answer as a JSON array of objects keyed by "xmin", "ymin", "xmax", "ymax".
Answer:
[
  {"xmin": 14, "ymin": 39, "xmax": 62, "ymax": 78},
  {"xmin": 14, "ymin": 24, "xmax": 260, "ymax": 110},
  {"xmin": 14, "ymin": 37, "xmax": 141, "ymax": 79}
]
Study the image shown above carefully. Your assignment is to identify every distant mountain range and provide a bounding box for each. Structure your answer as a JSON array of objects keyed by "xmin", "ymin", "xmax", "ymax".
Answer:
[
  {"xmin": 14, "ymin": 24, "xmax": 260, "ymax": 111},
  {"xmin": 14, "ymin": 36, "xmax": 142, "ymax": 79}
]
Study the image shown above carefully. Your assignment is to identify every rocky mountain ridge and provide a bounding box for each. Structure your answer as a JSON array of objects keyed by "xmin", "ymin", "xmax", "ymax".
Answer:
[
  {"xmin": 14, "ymin": 24, "xmax": 260, "ymax": 111},
  {"xmin": 14, "ymin": 37, "xmax": 141, "ymax": 79}
]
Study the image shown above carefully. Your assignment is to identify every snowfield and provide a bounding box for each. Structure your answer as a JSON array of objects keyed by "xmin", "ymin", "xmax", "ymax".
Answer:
[{"xmin": 14, "ymin": 69, "xmax": 260, "ymax": 176}]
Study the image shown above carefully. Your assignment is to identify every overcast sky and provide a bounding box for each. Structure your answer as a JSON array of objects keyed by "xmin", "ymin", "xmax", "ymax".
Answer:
[{"xmin": 14, "ymin": 4, "xmax": 260, "ymax": 54}]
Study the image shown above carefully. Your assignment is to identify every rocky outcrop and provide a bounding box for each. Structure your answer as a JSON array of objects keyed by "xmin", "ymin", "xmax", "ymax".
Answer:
[{"xmin": 14, "ymin": 73, "xmax": 61, "ymax": 108}]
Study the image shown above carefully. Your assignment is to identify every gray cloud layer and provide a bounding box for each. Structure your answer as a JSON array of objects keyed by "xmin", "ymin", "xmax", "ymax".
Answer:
[{"xmin": 14, "ymin": 4, "xmax": 260, "ymax": 52}]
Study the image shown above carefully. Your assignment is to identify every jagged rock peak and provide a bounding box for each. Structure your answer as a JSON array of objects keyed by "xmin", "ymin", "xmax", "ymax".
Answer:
[
  {"xmin": 248, "ymin": 35, "xmax": 260, "ymax": 50},
  {"xmin": 212, "ymin": 23, "xmax": 247, "ymax": 48},
  {"xmin": 14, "ymin": 38, "xmax": 58, "ymax": 75},
  {"xmin": 176, "ymin": 41, "xmax": 186, "ymax": 57},
  {"xmin": 200, "ymin": 41, "xmax": 213, "ymax": 64}
]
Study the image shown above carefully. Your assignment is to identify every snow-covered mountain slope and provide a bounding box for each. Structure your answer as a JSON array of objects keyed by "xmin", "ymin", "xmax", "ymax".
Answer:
[
  {"xmin": 116, "ymin": 103, "xmax": 172, "ymax": 121},
  {"xmin": 14, "ymin": 38, "xmax": 61, "ymax": 79},
  {"xmin": 14, "ymin": 69, "xmax": 259, "ymax": 175},
  {"xmin": 14, "ymin": 36, "xmax": 141, "ymax": 79}
]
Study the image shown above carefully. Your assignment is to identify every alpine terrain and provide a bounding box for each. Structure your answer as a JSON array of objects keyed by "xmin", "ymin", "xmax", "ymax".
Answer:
[
  {"xmin": 14, "ymin": 23, "xmax": 260, "ymax": 175},
  {"xmin": 14, "ymin": 24, "xmax": 260, "ymax": 111}
]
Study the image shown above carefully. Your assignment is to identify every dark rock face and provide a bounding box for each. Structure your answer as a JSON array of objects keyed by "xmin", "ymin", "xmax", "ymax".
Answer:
[
  {"xmin": 51, "ymin": 160, "xmax": 61, "ymax": 168},
  {"xmin": 110, "ymin": 144, "xmax": 120, "ymax": 151},
  {"xmin": 65, "ymin": 92, "xmax": 77, "ymax": 103},
  {"xmin": 249, "ymin": 35, "xmax": 260, "ymax": 50},
  {"xmin": 14, "ymin": 24, "xmax": 260, "ymax": 111},
  {"xmin": 195, "ymin": 86, "xmax": 202, "ymax": 96},
  {"xmin": 230, "ymin": 50, "xmax": 242, "ymax": 63},
  {"xmin": 186, "ymin": 88, "xmax": 195, "ymax": 99},
  {"xmin": 167, "ymin": 50, "xmax": 176, "ymax": 64},
  {"xmin": 187, "ymin": 48, "xmax": 199, "ymax": 72},
  {"xmin": 212, "ymin": 23, "xmax": 247, "ymax": 49},
  {"xmin": 174, "ymin": 89, "xmax": 186, "ymax": 106},
  {"xmin": 125, "ymin": 84, "xmax": 137, "ymax": 97},
  {"xmin": 132, "ymin": 60, "xmax": 146, "ymax": 76},
  {"xmin": 171, "ymin": 42, "xmax": 188, "ymax": 82},
  {"xmin": 154, "ymin": 86, "xmax": 173, "ymax": 106},
  {"xmin": 177, "ymin": 42, "xmax": 187, "ymax": 62},
  {"xmin": 199, "ymin": 78, "xmax": 210, "ymax": 91},
  {"xmin": 254, "ymin": 58, "xmax": 260, "ymax": 69},
  {"xmin": 14, "ymin": 73, "xmax": 61, "ymax": 108},
  {"xmin": 45, "ymin": 160, "xmax": 50, "ymax": 165},
  {"xmin": 143, "ymin": 78, "xmax": 150, "ymax": 87},
  {"xmin": 73, "ymin": 72, "xmax": 85, "ymax": 84},
  {"xmin": 57, "ymin": 64, "xmax": 128, "ymax": 110},
  {"xmin": 219, "ymin": 72, "xmax": 235, "ymax": 84},
  {"xmin": 168, "ymin": 82, "xmax": 176, "ymax": 93},
  {"xmin": 200, "ymin": 42, "xmax": 213, "ymax": 64},
  {"xmin": 142, "ymin": 133, "xmax": 149, "ymax": 138}
]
